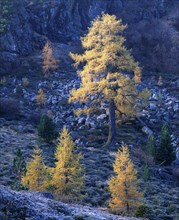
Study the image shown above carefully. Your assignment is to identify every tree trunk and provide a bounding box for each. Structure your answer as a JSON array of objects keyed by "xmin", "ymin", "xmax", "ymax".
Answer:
[
  {"xmin": 104, "ymin": 100, "xmax": 116, "ymax": 148},
  {"xmin": 126, "ymin": 202, "xmax": 129, "ymax": 213}
]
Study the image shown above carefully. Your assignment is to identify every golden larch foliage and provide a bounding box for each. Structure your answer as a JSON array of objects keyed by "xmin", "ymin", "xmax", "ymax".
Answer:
[
  {"xmin": 108, "ymin": 145, "xmax": 143, "ymax": 213},
  {"xmin": 21, "ymin": 147, "xmax": 48, "ymax": 191},
  {"xmin": 36, "ymin": 88, "xmax": 46, "ymax": 107},
  {"xmin": 51, "ymin": 127, "xmax": 84, "ymax": 201},
  {"xmin": 69, "ymin": 13, "xmax": 148, "ymax": 119},
  {"xmin": 134, "ymin": 65, "xmax": 142, "ymax": 84},
  {"xmin": 42, "ymin": 41, "xmax": 58, "ymax": 77}
]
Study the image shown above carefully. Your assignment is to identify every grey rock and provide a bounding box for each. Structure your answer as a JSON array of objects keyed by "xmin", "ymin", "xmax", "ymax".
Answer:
[
  {"xmin": 142, "ymin": 126, "xmax": 153, "ymax": 136},
  {"xmin": 149, "ymin": 102, "xmax": 157, "ymax": 110}
]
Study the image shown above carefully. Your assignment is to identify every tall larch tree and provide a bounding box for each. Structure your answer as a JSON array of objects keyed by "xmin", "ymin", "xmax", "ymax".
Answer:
[
  {"xmin": 51, "ymin": 127, "xmax": 84, "ymax": 201},
  {"xmin": 21, "ymin": 147, "xmax": 48, "ymax": 191},
  {"xmin": 42, "ymin": 41, "xmax": 58, "ymax": 77},
  {"xmin": 108, "ymin": 145, "xmax": 142, "ymax": 214},
  {"xmin": 69, "ymin": 13, "xmax": 149, "ymax": 147}
]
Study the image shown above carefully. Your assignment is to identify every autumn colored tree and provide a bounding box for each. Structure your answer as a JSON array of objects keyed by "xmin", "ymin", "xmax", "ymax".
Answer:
[
  {"xmin": 42, "ymin": 41, "xmax": 58, "ymax": 77},
  {"xmin": 51, "ymin": 127, "xmax": 84, "ymax": 201},
  {"xmin": 108, "ymin": 145, "xmax": 142, "ymax": 213},
  {"xmin": 21, "ymin": 147, "xmax": 48, "ymax": 191},
  {"xmin": 36, "ymin": 88, "xmax": 46, "ymax": 107},
  {"xmin": 69, "ymin": 13, "xmax": 149, "ymax": 147}
]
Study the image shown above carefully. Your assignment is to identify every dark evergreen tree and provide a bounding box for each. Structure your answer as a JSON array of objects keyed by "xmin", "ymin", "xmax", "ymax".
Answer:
[
  {"xmin": 156, "ymin": 124, "xmax": 175, "ymax": 165},
  {"xmin": 12, "ymin": 149, "xmax": 26, "ymax": 190},
  {"xmin": 146, "ymin": 134, "xmax": 156, "ymax": 157},
  {"xmin": 142, "ymin": 163, "xmax": 150, "ymax": 182},
  {"xmin": 38, "ymin": 115, "xmax": 57, "ymax": 143}
]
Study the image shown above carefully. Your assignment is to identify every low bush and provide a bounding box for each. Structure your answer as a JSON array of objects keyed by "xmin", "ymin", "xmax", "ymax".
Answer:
[
  {"xmin": 0, "ymin": 98, "xmax": 20, "ymax": 117},
  {"xmin": 134, "ymin": 204, "xmax": 151, "ymax": 218}
]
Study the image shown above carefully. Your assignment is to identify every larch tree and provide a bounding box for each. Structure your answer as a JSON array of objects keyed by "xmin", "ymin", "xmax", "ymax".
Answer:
[
  {"xmin": 108, "ymin": 145, "xmax": 142, "ymax": 214},
  {"xmin": 42, "ymin": 41, "xmax": 58, "ymax": 77},
  {"xmin": 21, "ymin": 147, "xmax": 48, "ymax": 191},
  {"xmin": 36, "ymin": 88, "xmax": 46, "ymax": 108},
  {"xmin": 69, "ymin": 13, "xmax": 149, "ymax": 147},
  {"xmin": 51, "ymin": 127, "xmax": 84, "ymax": 201}
]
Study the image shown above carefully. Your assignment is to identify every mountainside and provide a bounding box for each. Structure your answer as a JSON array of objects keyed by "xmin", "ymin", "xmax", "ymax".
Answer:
[
  {"xmin": 1, "ymin": 0, "xmax": 179, "ymax": 74},
  {"xmin": 0, "ymin": 185, "xmax": 138, "ymax": 220},
  {"xmin": 0, "ymin": 1, "xmax": 179, "ymax": 220}
]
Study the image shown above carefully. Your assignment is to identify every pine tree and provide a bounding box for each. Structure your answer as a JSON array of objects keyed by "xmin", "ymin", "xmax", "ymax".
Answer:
[
  {"xmin": 38, "ymin": 115, "xmax": 57, "ymax": 143},
  {"xmin": 51, "ymin": 127, "xmax": 84, "ymax": 201},
  {"xmin": 142, "ymin": 163, "xmax": 150, "ymax": 182},
  {"xmin": 21, "ymin": 147, "xmax": 48, "ymax": 191},
  {"xmin": 108, "ymin": 145, "xmax": 142, "ymax": 213},
  {"xmin": 156, "ymin": 124, "xmax": 175, "ymax": 165},
  {"xmin": 42, "ymin": 41, "xmax": 58, "ymax": 77},
  {"xmin": 36, "ymin": 88, "xmax": 46, "ymax": 108},
  {"xmin": 11, "ymin": 149, "xmax": 26, "ymax": 190},
  {"xmin": 69, "ymin": 13, "xmax": 149, "ymax": 147},
  {"xmin": 146, "ymin": 134, "xmax": 156, "ymax": 157},
  {"xmin": 13, "ymin": 149, "xmax": 26, "ymax": 181}
]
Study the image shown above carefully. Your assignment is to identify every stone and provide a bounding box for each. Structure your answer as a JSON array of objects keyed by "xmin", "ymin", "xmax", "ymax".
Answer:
[
  {"xmin": 142, "ymin": 126, "xmax": 153, "ymax": 136},
  {"xmin": 149, "ymin": 102, "xmax": 157, "ymax": 110}
]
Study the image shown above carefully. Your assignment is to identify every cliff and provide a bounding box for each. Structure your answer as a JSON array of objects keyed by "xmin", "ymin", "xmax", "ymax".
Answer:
[{"xmin": 0, "ymin": 0, "xmax": 179, "ymax": 75}]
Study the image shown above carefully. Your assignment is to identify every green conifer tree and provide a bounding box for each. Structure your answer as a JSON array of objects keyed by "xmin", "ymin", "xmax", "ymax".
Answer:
[
  {"xmin": 38, "ymin": 115, "xmax": 57, "ymax": 143},
  {"xmin": 11, "ymin": 149, "xmax": 26, "ymax": 190},
  {"xmin": 156, "ymin": 124, "xmax": 175, "ymax": 165},
  {"xmin": 146, "ymin": 134, "xmax": 156, "ymax": 157},
  {"xmin": 142, "ymin": 163, "xmax": 150, "ymax": 182}
]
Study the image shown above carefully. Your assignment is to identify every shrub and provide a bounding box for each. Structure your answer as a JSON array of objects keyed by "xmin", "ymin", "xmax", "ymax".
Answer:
[
  {"xmin": 0, "ymin": 98, "xmax": 20, "ymax": 117},
  {"xmin": 22, "ymin": 77, "xmax": 29, "ymax": 87},
  {"xmin": 36, "ymin": 88, "xmax": 46, "ymax": 108},
  {"xmin": 0, "ymin": 76, "xmax": 6, "ymax": 85},
  {"xmin": 134, "ymin": 204, "xmax": 151, "ymax": 218},
  {"xmin": 142, "ymin": 163, "xmax": 150, "ymax": 182},
  {"xmin": 132, "ymin": 147, "xmax": 154, "ymax": 165},
  {"xmin": 38, "ymin": 115, "xmax": 57, "ymax": 143},
  {"xmin": 166, "ymin": 204, "xmax": 176, "ymax": 214},
  {"xmin": 15, "ymin": 85, "xmax": 24, "ymax": 97}
]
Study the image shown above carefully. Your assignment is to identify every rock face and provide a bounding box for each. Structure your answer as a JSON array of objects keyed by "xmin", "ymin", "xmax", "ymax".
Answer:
[
  {"xmin": 1, "ymin": 0, "xmax": 179, "ymax": 74},
  {"xmin": 0, "ymin": 185, "xmax": 138, "ymax": 220}
]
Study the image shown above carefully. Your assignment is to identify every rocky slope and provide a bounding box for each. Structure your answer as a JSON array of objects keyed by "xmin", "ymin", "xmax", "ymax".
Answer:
[
  {"xmin": 1, "ymin": 0, "xmax": 179, "ymax": 74},
  {"xmin": 0, "ymin": 185, "xmax": 139, "ymax": 220},
  {"xmin": 0, "ymin": 1, "xmax": 179, "ymax": 220}
]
